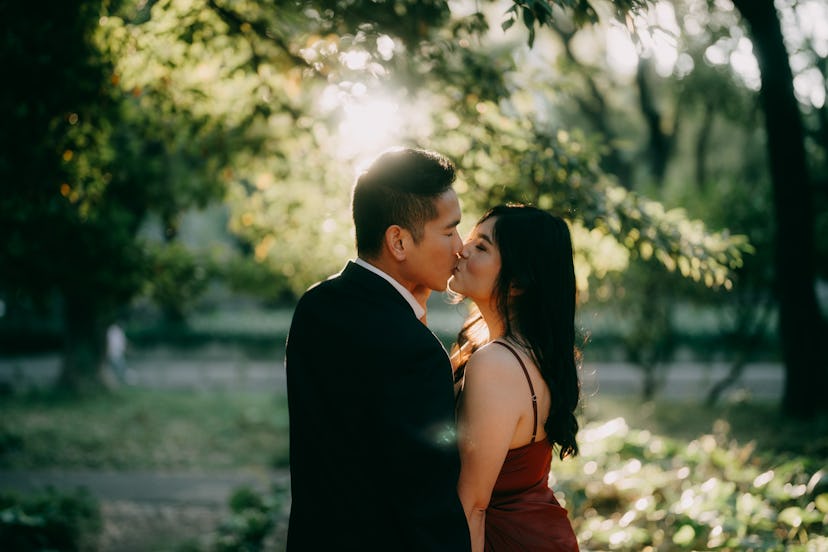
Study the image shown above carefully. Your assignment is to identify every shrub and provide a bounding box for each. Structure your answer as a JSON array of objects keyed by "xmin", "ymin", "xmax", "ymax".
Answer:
[
  {"xmin": 0, "ymin": 487, "xmax": 101, "ymax": 551},
  {"xmin": 553, "ymin": 418, "xmax": 828, "ymax": 551},
  {"xmin": 211, "ymin": 484, "xmax": 288, "ymax": 552}
]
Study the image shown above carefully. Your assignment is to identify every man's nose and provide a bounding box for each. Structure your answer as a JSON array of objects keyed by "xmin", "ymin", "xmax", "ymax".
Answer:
[{"xmin": 453, "ymin": 232, "xmax": 464, "ymax": 254}]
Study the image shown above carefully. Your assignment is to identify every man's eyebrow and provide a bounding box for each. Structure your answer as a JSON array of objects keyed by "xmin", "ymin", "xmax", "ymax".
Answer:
[{"xmin": 445, "ymin": 218, "xmax": 461, "ymax": 229}]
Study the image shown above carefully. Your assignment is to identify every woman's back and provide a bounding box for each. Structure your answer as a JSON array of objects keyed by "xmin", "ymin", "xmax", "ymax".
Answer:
[
  {"xmin": 491, "ymin": 340, "xmax": 550, "ymax": 450},
  {"xmin": 482, "ymin": 340, "xmax": 579, "ymax": 552}
]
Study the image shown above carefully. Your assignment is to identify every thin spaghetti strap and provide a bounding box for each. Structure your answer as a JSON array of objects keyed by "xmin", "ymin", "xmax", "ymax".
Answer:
[{"xmin": 491, "ymin": 340, "xmax": 538, "ymax": 443}]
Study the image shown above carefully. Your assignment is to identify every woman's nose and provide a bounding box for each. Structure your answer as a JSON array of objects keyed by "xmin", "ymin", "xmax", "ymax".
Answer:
[{"xmin": 459, "ymin": 244, "xmax": 471, "ymax": 259}]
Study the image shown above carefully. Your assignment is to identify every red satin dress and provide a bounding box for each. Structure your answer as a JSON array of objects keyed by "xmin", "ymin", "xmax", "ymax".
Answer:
[{"xmin": 484, "ymin": 341, "xmax": 579, "ymax": 551}]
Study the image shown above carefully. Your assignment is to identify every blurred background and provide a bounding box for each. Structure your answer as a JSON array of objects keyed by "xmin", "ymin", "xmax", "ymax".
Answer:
[{"xmin": 1, "ymin": 0, "xmax": 826, "ymax": 550}]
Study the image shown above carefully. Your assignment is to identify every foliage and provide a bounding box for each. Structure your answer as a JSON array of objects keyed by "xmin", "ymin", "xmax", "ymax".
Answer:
[
  {"xmin": 210, "ymin": 484, "xmax": 289, "ymax": 552},
  {"xmin": 503, "ymin": 0, "xmax": 648, "ymax": 46},
  {"xmin": 1, "ymin": 1, "xmax": 759, "ymax": 384},
  {"xmin": 95, "ymin": 0, "xmax": 749, "ymax": 300},
  {"xmin": 12, "ymin": 0, "xmax": 824, "ymax": 395},
  {"xmin": 195, "ymin": 394, "xmax": 827, "ymax": 550},
  {"xmin": 219, "ymin": 255, "xmax": 295, "ymax": 304},
  {"xmin": 0, "ymin": 487, "xmax": 101, "ymax": 551},
  {"xmin": 521, "ymin": 0, "xmax": 827, "ymax": 409},
  {"xmin": 0, "ymin": 3, "xmax": 145, "ymax": 314},
  {"xmin": 144, "ymin": 241, "xmax": 215, "ymax": 322},
  {"xmin": 596, "ymin": 258, "xmax": 682, "ymax": 398},
  {"xmin": 0, "ymin": 2, "xmax": 234, "ymax": 389},
  {"xmin": 554, "ymin": 413, "xmax": 828, "ymax": 550},
  {"xmin": 442, "ymin": 122, "xmax": 750, "ymax": 288}
]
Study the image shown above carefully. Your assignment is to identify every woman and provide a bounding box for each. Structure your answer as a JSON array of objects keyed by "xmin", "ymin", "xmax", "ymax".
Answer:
[{"xmin": 449, "ymin": 204, "xmax": 580, "ymax": 552}]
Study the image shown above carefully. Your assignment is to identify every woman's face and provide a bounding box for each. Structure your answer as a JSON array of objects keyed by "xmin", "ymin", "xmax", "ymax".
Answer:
[{"xmin": 448, "ymin": 216, "xmax": 501, "ymax": 305}]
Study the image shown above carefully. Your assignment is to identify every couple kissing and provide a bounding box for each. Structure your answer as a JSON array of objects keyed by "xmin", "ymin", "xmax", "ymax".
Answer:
[{"xmin": 286, "ymin": 147, "xmax": 580, "ymax": 551}]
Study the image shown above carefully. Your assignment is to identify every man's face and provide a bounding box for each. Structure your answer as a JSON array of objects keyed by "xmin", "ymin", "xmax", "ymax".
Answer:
[{"xmin": 402, "ymin": 189, "xmax": 463, "ymax": 292}]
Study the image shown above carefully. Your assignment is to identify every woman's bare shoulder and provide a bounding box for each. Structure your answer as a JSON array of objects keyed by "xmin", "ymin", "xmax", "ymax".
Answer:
[
  {"xmin": 465, "ymin": 342, "xmax": 526, "ymax": 384},
  {"xmin": 461, "ymin": 342, "xmax": 528, "ymax": 428}
]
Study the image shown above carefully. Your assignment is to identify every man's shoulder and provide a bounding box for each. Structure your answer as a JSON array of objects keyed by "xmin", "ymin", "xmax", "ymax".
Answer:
[
  {"xmin": 293, "ymin": 266, "xmax": 380, "ymax": 318},
  {"xmin": 296, "ymin": 267, "xmax": 349, "ymax": 301},
  {"xmin": 298, "ymin": 264, "xmax": 399, "ymax": 307}
]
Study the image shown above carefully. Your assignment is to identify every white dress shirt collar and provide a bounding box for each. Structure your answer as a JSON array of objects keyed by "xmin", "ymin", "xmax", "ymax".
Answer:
[{"xmin": 353, "ymin": 258, "xmax": 426, "ymax": 321}]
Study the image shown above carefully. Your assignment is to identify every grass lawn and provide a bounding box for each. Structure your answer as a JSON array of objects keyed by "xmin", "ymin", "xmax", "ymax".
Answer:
[{"xmin": 0, "ymin": 389, "xmax": 290, "ymax": 470}]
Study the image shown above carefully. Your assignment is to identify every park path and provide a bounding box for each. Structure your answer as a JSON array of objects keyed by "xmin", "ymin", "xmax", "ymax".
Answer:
[
  {"xmin": 0, "ymin": 468, "xmax": 286, "ymax": 505},
  {"xmin": 0, "ymin": 348, "xmax": 784, "ymax": 399}
]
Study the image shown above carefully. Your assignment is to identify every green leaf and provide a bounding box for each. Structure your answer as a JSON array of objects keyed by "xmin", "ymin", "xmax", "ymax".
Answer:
[
  {"xmin": 673, "ymin": 524, "xmax": 695, "ymax": 545},
  {"xmin": 522, "ymin": 5, "xmax": 536, "ymax": 29},
  {"xmin": 815, "ymin": 493, "xmax": 828, "ymax": 514},
  {"xmin": 777, "ymin": 506, "xmax": 803, "ymax": 528}
]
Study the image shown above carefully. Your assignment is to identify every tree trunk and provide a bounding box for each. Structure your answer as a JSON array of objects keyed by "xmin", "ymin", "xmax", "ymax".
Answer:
[
  {"xmin": 641, "ymin": 363, "xmax": 659, "ymax": 401},
  {"xmin": 732, "ymin": 0, "xmax": 828, "ymax": 418},
  {"xmin": 694, "ymin": 99, "xmax": 715, "ymax": 190},
  {"xmin": 550, "ymin": 22, "xmax": 633, "ymax": 188},
  {"xmin": 58, "ymin": 294, "xmax": 110, "ymax": 393},
  {"xmin": 636, "ymin": 57, "xmax": 673, "ymax": 186}
]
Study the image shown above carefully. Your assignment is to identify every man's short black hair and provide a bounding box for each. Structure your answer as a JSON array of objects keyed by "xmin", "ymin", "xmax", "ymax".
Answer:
[{"xmin": 351, "ymin": 148, "xmax": 456, "ymax": 258}]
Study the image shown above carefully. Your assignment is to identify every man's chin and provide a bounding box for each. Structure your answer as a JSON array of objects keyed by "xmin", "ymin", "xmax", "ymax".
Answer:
[{"xmin": 428, "ymin": 277, "xmax": 452, "ymax": 292}]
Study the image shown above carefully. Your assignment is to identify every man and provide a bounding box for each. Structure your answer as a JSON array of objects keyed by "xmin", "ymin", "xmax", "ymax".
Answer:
[{"xmin": 285, "ymin": 148, "xmax": 471, "ymax": 550}]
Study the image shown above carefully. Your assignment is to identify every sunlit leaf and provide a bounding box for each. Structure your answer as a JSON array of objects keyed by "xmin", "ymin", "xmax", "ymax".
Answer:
[
  {"xmin": 778, "ymin": 506, "xmax": 804, "ymax": 527},
  {"xmin": 672, "ymin": 524, "xmax": 695, "ymax": 545},
  {"xmin": 816, "ymin": 493, "xmax": 828, "ymax": 514}
]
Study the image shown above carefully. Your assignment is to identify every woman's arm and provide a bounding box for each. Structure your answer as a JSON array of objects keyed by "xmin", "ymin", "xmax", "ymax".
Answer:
[{"xmin": 456, "ymin": 346, "xmax": 524, "ymax": 552}]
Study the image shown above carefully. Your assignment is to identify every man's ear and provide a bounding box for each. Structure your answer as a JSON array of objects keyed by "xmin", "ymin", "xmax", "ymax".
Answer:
[{"xmin": 384, "ymin": 225, "xmax": 410, "ymax": 261}]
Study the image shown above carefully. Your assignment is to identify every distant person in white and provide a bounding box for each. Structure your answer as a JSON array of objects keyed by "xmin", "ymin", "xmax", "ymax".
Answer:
[{"xmin": 106, "ymin": 323, "xmax": 128, "ymax": 384}]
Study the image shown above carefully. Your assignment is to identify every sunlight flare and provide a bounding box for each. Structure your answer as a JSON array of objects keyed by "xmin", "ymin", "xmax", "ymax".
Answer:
[{"xmin": 337, "ymin": 94, "xmax": 403, "ymax": 162}]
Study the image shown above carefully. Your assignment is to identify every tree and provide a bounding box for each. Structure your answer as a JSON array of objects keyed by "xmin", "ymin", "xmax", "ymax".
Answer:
[
  {"xmin": 0, "ymin": 1, "xmax": 231, "ymax": 391},
  {"xmin": 729, "ymin": 0, "xmax": 828, "ymax": 417},
  {"xmin": 517, "ymin": 0, "xmax": 827, "ymax": 414},
  {"xmin": 0, "ymin": 2, "xmax": 140, "ymax": 391}
]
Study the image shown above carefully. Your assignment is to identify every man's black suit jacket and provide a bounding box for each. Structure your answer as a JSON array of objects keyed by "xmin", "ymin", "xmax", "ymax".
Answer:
[{"xmin": 285, "ymin": 262, "xmax": 470, "ymax": 551}]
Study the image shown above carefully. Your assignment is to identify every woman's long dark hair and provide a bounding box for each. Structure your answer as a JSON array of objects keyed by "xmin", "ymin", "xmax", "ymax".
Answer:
[{"xmin": 452, "ymin": 204, "xmax": 580, "ymax": 460}]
